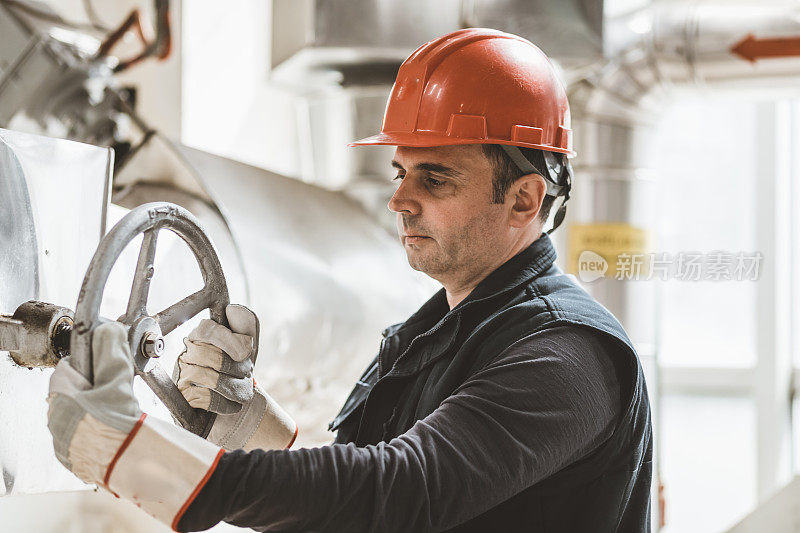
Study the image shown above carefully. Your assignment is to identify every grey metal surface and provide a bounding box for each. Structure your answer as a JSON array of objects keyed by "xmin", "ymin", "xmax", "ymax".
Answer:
[
  {"xmin": 0, "ymin": 301, "xmax": 73, "ymax": 367},
  {"xmin": 312, "ymin": 0, "xmax": 462, "ymax": 50},
  {"xmin": 275, "ymin": 0, "xmax": 602, "ymax": 68},
  {"xmin": 463, "ymin": 0, "xmax": 604, "ymax": 63},
  {"xmin": 0, "ymin": 128, "xmax": 111, "ymax": 495},
  {"xmin": 0, "ymin": 132, "xmax": 38, "ymax": 312},
  {"xmin": 0, "ymin": 128, "xmax": 112, "ymax": 313}
]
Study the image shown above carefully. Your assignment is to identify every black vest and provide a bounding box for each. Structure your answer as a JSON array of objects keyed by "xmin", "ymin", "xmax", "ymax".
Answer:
[{"xmin": 329, "ymin": 234, "xmax": 652, "ymax": 532}]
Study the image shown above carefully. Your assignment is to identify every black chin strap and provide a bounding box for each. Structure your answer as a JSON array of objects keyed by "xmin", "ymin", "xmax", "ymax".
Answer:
[{"xmin": 499, "ymin": 145, "xmax": 572, "ymax": 234}]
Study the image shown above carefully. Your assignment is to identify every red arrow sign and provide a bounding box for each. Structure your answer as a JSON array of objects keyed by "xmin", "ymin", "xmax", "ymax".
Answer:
[{"xmin": 731, "ymin": 34, "xmax": 800, "ymax": 62}]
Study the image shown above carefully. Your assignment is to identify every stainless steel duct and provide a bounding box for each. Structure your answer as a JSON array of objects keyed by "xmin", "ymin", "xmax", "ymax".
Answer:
[
  {"xmin": 573, "ymin": 1, "xmax": 800, "ymax": 123},
  {"xmin": 461, "ymin": 0, "xmax": 604, "ymax": 66},
  {"xmin": 311, "ymin": 0, "xmax": 463, "ymax": 50}
]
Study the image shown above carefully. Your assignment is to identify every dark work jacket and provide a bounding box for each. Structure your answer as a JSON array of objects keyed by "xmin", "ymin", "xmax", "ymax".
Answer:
[{"xmin": 328, "ymin": 233, "xmax": 653, "ymax": 532}]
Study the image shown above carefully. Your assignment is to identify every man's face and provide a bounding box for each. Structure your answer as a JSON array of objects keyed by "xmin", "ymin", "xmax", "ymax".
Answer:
[{"xmin": 388, "ymin": 145, "xmax": 512, "ymax": 285}]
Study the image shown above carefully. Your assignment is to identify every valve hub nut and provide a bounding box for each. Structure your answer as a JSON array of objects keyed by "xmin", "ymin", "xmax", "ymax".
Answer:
[{"xmin": 142, "ymin": 332, "xmax": 164, "ymax": 358}]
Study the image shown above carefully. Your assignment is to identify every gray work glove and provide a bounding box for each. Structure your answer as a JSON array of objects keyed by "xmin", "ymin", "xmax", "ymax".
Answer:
[
  {"xmin": 174, "ymin": 304, "xmax": 297, "ymax": 451},
  {"xmin": 47, "ymin": 322, "xmax": 223, "ymax": 529}
]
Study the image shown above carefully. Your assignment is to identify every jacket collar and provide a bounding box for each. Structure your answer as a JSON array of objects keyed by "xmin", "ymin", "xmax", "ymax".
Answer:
[
  {"xmin": 383, "ymin": 233, "xmax": 558, "ymax": 375},
  {"xmin": 400, "ymin": 232, "xmax": 557, "ymax": 325},
  {"xmin": 454, "ymin": 232, "xmax": 557, "ymax": 311}
]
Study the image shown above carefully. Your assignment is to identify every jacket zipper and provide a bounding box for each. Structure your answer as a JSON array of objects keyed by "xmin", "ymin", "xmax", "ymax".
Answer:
[{"xmin": 380, "ymin": 315, "xmax": 456, "ymax": 382}]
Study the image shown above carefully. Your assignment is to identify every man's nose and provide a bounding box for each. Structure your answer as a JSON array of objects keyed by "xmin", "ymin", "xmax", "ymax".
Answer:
[{"xmin": 387, "ymin": 177, "xmax": 421, "ymax": 215}]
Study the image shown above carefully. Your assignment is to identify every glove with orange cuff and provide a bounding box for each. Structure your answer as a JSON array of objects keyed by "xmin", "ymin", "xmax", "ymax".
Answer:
[{"xmin": 47, "ymin": 322, "xmax": 223, "ymax": 530}]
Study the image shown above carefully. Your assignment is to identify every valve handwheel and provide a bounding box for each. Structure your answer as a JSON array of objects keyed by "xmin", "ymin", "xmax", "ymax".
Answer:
[{"xmin": 70, "ymin": 202, "xmax": 230, "ymax": 438}]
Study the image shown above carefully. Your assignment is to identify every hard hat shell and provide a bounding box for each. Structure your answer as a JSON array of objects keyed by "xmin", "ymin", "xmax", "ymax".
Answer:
[{"xmin": 349, "ymin": 28, "xmax": 574, "ymax": 156}]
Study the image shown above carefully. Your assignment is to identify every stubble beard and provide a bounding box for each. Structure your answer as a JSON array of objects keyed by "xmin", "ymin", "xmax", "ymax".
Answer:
[
  {"xmin": 399, "ymin": 205, "xmax": 506, "ymax": 288},
  {"xmin": 404, "ymin": 224, "xmax": 488, "ymax": 287}
]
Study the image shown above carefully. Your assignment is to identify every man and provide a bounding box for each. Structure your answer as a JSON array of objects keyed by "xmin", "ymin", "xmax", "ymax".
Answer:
[{"xmin": 46, "ymin": 28, "xmax": 652, "ymax": 532}]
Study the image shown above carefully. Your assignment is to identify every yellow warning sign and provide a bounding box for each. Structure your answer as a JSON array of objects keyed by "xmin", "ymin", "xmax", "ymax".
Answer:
[{"xmin": 568, "ymin": 223, "xmax": 653, "ymax": 280}]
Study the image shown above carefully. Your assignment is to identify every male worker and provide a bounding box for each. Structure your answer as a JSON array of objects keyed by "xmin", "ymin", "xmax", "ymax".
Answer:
[{"xmin": 46, "ymin": 28, "xmax": 652, "ymax": 532}]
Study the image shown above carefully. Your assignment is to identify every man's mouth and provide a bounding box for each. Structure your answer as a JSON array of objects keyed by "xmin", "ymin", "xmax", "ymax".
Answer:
[{"xmin": 403, "ymin": 235, "xmax": 431, "ymax": 244}]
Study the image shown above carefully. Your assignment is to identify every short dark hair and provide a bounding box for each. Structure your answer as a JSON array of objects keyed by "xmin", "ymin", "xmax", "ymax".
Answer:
[{"xmin": 480, "ymin": 144, "xmax": 556, "ymax": 224}]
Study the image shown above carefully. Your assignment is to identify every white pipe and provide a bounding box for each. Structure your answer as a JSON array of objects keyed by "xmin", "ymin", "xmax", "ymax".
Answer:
[{"xmin": 572, "ymin": 1, "xmax": 800, "ymax": 125}]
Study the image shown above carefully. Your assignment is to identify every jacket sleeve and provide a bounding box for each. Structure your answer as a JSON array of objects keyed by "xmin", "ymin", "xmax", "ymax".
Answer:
[{"xmin": 177, "ymin": 326, "xmax": 621, "ymax": 532}]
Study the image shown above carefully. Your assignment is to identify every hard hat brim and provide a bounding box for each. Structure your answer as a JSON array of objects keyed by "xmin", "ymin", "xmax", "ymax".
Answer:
[{"xmin": 348, "ymin": 132, "xmax": 576, "ymax": 157}]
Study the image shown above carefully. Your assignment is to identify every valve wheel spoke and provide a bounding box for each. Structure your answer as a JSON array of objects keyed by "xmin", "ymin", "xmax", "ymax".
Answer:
[
  {"xmin": 154, "ymin": 287, "xmax": 212, "ymax": 335},
  {"xmin": 125, "ymin": 229, "xmax": 158, "ymax": 322}
]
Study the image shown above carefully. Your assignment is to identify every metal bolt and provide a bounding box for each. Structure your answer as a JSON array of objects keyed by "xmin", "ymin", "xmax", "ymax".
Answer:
[
  {"xmin": 52, "ymin": 317, "xmax": 73, "ymax": 359},
  {"xmin": 142, "ymin": 332, "xmax": 164, "ymax": 358}
]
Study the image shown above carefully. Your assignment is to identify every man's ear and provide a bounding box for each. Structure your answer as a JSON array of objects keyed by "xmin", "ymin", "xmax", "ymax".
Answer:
[{"xmin": 508, "ymin": 173, "xmax": 547, "ymax": 228}]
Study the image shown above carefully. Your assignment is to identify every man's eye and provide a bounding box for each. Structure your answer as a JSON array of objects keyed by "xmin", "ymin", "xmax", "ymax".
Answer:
[
  {"xmin": 393, "ymin": 174, "xmax": 404, "ymax": 181},
  {"xmin": 426, "ymin": 177, "xmax": 444, "ymax": 188}
]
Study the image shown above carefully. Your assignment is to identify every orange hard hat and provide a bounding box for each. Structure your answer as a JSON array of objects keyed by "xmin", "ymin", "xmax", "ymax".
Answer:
[{"xmin": 349, "ymin": 27, "xmax": 574, "ymax": 157}]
